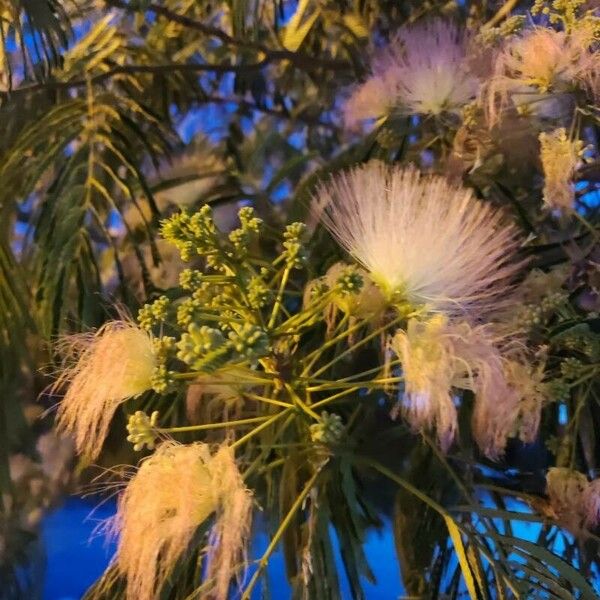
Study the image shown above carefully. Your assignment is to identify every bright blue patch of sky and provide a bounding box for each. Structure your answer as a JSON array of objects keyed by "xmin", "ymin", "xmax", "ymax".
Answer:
[
  {"xmin": 42, "ymin": 498, "xmax": 404, "ymax": 599},
  {"xmin": 42, "ymin": 497, "xmax": 118, "ymax": 600}
]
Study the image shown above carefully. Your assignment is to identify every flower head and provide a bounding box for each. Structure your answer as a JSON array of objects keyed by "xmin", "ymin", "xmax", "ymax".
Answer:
[
  {"xmin": 344, "ymin": 20, "xmax": 478, "ymax": 127},
  {"xmin": 115, "ymin": 442, "xmax": 251, "ymax": 600},
  {"xmin": 583, "ymin": 478, "xmax": 600, "ymax": 529},
  {"xmin": 486, "ymin": 25, "xmax": 600, "ymax": 124},
  {"xmin": 391, "ymin": 315, "xmax": 460, "ymax": 451},
  {"xmin": 504, "ymin": 359, "xmax": 547, "ymax": 445},
  {"xmin": 54, "ymin": 322, "xmax": 156, "ymax": 460},
  {"xmin": 546, "ymin": 467, "xmax": 590, "ymax": 534},
  {"xmin": 325, "ymin": 262, "xmax": 386, "ymax": 318},
  {"xmin": 391, "ymin": 315, "xmax": 525, "ymax": 457},
  {"xmin": 315, "ymin": 162, "xmax": 522, "ymax": 318},
  {"xmin": 539, "ymin": 128, "xmax": 584, "ymax": 213}
]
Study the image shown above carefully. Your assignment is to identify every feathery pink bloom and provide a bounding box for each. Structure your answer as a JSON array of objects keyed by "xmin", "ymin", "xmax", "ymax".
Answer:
[
  {"xmin": 344, "ymin": 20, "xmax": 478, "ymax": 128},
  {"xmin": 486, "ymin": 25, "xmax": 600, "ymax": 125},
  {"xmin": 392, "ymin": 315, "xmax": 525, "ymax": 457},
  {"xmin": 315, "ymin": 162, "xmax": 523, "ymax": 318},
  {"xmin": 546, "ymin": 470, "xmax": 600, "ymax": 533},
  {"xmin": 583, "ymin": 478, "xmax": 600, "ymax": 528}
]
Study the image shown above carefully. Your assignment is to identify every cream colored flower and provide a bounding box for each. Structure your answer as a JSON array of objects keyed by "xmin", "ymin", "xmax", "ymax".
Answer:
[
  {"xmin": 583, "ymin": 478, "xmax": 600, "ymax": 528},
  {"xmin": 323, "ymin": 262, "xmax": 386, "ymax": 319},
  {"xmin": 343, "ymin": 74, "xmax": 399, "ymax": 129},
  {"xmin": 391, "ymin": 315, "xmax": 521, "ymax": 457},
  {"xmin": 546, "ymin": 467, "xmax": 590, "ymax": 534},
  {"xmin": 391, "ymin": 315, "xmax": 460, "ymax": 451},
  {"xmin": 345, "ymin": 20, "xmax": 478, "ymax": 127},
  {"xmin": 504, "ymin": 359, "xmax": 547, "ymax": 445},
  {"xmin": 315, "ymin": 162, "xmax": 522, "ymax": 318},
  {"xmin": 486, "ymin": 25, "xmax": 600, "ymax": 124},
  {"xmin": 54, "ymin": 322, "xmax": 156, "ymax": 460},
  {"xmin": 547, "ymin": 470, "xmax": 600, "ymax": 534},
  {"xmin": 115, "ymin": 442, "xmax": 252, "ymax": 600},
  {"xmin": 539, "ymin": 128, "xmax": 584, "ymax": 213}
]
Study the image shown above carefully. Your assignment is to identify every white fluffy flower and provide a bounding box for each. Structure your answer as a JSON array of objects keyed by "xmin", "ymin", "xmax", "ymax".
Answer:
[
  {"xmin": 391, "ymin": 315, "xmax": 460, "ymax": 451},
  {"xmin": 344, "ymin": 20, "xmax": 478, "ymax": 127},
  {"xmin": 54, "ymin": 321, "xmax": 156, "ymax": 460},
  {"xmin": 315, "ymin": 162, "xmax": 522, "ymax": 318},
  {"xmin": 539, "ymin": 128, "xmax": 584, "ymax": 213},
  {"xmin": 391, "ymin": 315, "xmax": 521, "ymax": 457},
  {"xmin": 115, "ymin": 442, "xmax": 252, "ymax": 600},
  {"xmin": 486, "ymin": 25, "xmax": 600, "ymax": 124}
]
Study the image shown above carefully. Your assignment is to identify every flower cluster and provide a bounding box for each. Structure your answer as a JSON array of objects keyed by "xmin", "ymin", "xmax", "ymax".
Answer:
[{"xmin": 48, "ymin": 4, "xmax": 600, "ymax": 597}]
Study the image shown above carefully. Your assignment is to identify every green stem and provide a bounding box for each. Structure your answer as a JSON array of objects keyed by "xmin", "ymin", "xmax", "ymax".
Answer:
[
  {"xmin": 274, "ymin": 289, "xmax": 338, "ymax": 334},
  {"xmin": 574, "ymin": 211, "xmax": 600, "ymax": 244},
  {"xmin": 268, "ymin": 265, "xmax": 291, "ymax": 328},
  {"xmin": 172, "ymin": 371, "xmax": 274, "ymax": 384},
  {"xmin": 359, "ymin": 458, "xmax": 447, "ymax": 515},
  {"xmin": 361, "ymin": 459, "xmax": 484, "ymax": 600},
  {"xmin": 242, "ymin": 413, "xmax": 296, "ymax": 480},
  {"xmin": 284, "ymin": 383, "xmax": 321, "ymax": 421},
  {"xmin": 300, "ymin": 315, "xmax": 362, "ymax": 375},
  {"xmin": 241, "ymin": 468, "xmax": 321, "ymax": 600},
  {"xmin": 231, "ymin": 409, "xmax": 291, "ymax": 450},
  {"xmin": 311, "ymin": 316, "xmax": 403, "ymax": 378},
  {"xmin": 422, "ymin": 433, "xmax": 473, "ymax": 504},
  {"xmin": 158, "ymin": 416, "xmax": 270, "ymax": 434},
  {"xmin": 310, "ymin": 386, "xmax": 360, "ymax": 409},
  {"xmin": 333, "ymin": 359, "xmax": 402, "ymax": 384},
  {"xmin": 305, "ymin": 375, "xmax": 403, "ymax": 393},
  {"xmin": 483, "ymin": 0, "xmax": 518, "ymax": 28},
  {"xmin": 244, "ymin": 392, "xmax": 294, "ymax": 408}
]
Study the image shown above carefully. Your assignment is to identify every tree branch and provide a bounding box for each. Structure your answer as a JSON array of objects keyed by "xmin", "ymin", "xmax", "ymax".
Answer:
[
  {"xmin": 0, "ymin": 60, "xmax": 270, "ymax": 98},
  {"xmin": 104, "ymin": 0, "xmax": 351, "ymax": 72}
]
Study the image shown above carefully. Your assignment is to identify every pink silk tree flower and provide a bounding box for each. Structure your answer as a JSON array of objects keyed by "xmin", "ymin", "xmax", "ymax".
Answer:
[{"xmin": 344, "ymin": 20, "xmax": 479, "ymax": 128}]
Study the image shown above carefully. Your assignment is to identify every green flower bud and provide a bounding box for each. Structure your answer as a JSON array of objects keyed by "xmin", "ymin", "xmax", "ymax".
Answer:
[
  {"xmin": 126, "ymin": 410, "xmax": 160, "ymax": 451},
  {"xmin": 179, "ymin": 269, "xmax": 204, "ymax": 291},
  {"xmin": 310, "ymin": 412, "xmax": 344, "ymax": 445},
  {"xmin": 177, "ymin": 324, "xmax": 230, "ymax": 372},
  {"xmin": 227, "ymin": 323, "xmax": 270, "ymax": 360},
  {"xmin": 138, "ymin": 296, "xmax": 170, "ymax": 330}
]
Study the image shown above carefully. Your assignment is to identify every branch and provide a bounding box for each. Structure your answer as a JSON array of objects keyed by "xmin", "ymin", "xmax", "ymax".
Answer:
[
  {"xmin": 0, "ymin": 60, "xmax": 269, "ymax": 98},
  {"xmin": 104, "ymin": 0, "xmax": 351, "ymax": 72},
  {"xmin": 484, "ymin": 0, "xmax": 520, "ymax": 28}
]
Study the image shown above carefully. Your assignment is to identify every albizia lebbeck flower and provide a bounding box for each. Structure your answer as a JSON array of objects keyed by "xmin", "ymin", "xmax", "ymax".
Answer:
[
  {"xmin": 391, "ymin": 315, "xmax": 533, "ymax": 458},
  {"xmin": 546, "ymin": 470, "xmax": 600, "ymax": 535},
  {"xmin": 485, "ymin": 24, "xmax": 600, "ymax": 124},
  {"xmin": 114, "ymin": 442, "xmax": 252, "ymax": 600},
  {"xmin": 539, "ymin": 128, "xmax": 584, "ymax": 213},
  {"xmin": 315, "ymin": 162, "xmax": 523, "ymax": 318},
  {"xmin": 344, "ymin": 20, "xmax": 479, "ymax": 128},
  {"xmin": 54, "ymin": 321, "xmax": 156, "ymax": 460}
]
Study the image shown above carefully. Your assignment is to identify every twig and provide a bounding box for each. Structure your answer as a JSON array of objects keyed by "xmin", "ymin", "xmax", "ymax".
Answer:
[
  {"xmin": 484, "ymin": 0, "xmax": 520, "ymax": 28},
  {"xmin": 241, "ymin": 467, "xmax": 321, "ymax": 599},
  {"xmin": 0, "ymin": 60, "xmax": 270, "ymax": 98}
]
